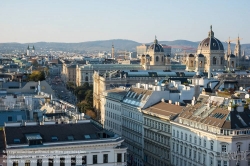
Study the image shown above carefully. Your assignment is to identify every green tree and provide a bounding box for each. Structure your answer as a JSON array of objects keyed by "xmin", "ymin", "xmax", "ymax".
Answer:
[{"xmin": 28, "ymin": 70, "xmax": 45, "ymax": 81}]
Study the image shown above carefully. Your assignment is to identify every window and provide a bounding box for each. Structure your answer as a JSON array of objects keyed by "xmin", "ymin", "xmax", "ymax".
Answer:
[
  {"xmin": 203, "ymin": 154, "xmax": 206, "ymax": 164},
  {"xmin": 60, "ymin": 158, "xmax": 65, "ymax": 166},
  {"xmin": 180, "ymin": 145, "xmax": 183, "ymax": 154},
  {"xmin": 49, "ymin": 159, "xmax": 53, "ymax": 166},
  {"xmin": 217, "ymin": 160, "xmax": 221, "ymax": 166},
  {"xmin": 117, "ymin": 153, "xmax": 122, "ymax": 162},
  {"xmin": 210, "ymin": 157, "xmax": 213, "ymax": 166},
  {"xmin": 213, "ymin": 57, "xmax": 217, "ymax": 65},
  {"xmin": 181, "ymin": 132, "xmax": 183, "ymax": 139},
  {"xmin": 194, "ymin": 137, "xmax": 197, "ymax": 144},
  {"xmin": 24, "ymin": 160, "xmax": 30, "ymax": 166},
  {"xmin": 173, "ymin": 130, "xmax": 175, "ymax": 137},
  {"xmin": 189, "ymin": 135, "xmax": 192, "ymax": 142},
  {"xmin": 177, "ymin": 131, "xmax": 179, "ymax": 138},
  {"xmin": 103, "ymin": 154, "xmax": 108, "ymax": 163},
  {"xmin": 8, "ymin": 116, "xmax": 12, "ymax": 121},
  {"xmin": 93, "ymin": 155, "xmax": 97, "ymax": 164},
  {"xmin": 82, "ymin": 156, "xmax": 87, "ymax": 165},
  {"xmin": 237, "ymin": 145, "xmax": 241, "ymax": 152},
  {"xmin": 185, "ymin": 133, "xmax": 187, "ymax": 140},
  {"xmin": 221, "ymin": 145, "xmax": 227, "ymax": 152},
  {"xmin": 193, "ymin": 150, "xmax": 196, "ymax": 160},
  {"xmin": 13, "ymin": 161, "xmax": 18, "ymax": 166},
  {"xmin": 156, "ymin": 56, "xmax": 159, "ymax": 62},
  {"xmin": 223, "ymin": 161, "xmax": 227, "ymax": 166},
  {"xmin": 71, "ymin": 157, "xmax": 76, "ymax": 166},
  {"xmin": 204, "ymin": 140, "xmax": 206, "ymax": 148},
  {"xmin": 211, "ymin": 142, "xmax": 214, "ymax": 150},
  {"xmin": 37, "ymin": 159, "xmax": 42, "ymax": 166},
  {"xmin": 184, "ymin": 147, "xmax": 187, "ymax": 156},
  {"xmin": 199, "ymin": 138, "xmax": 201, "ymax": 145},
  {"xmin": 189, "ymin": 149, "xmax": 192, "ymax": 158}
]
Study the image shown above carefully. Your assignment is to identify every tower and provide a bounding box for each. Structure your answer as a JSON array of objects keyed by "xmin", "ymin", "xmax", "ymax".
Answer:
[
  {"xmin": 27, "ymin": 45, "xmax": 30, "ymax": 56},
  {"xmin": 32, "ymin": 45, "xmax": 35, "ymax": 54},
  {"xmin": 234, "ymin": 36, "xmax": 241, "ymax": 67},
  {"xmin": 111, "ymin": 43, "xmax": 115, "ymax": 59}
]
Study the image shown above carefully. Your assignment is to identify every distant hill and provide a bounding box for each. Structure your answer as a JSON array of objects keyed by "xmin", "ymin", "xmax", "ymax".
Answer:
[{"xmin": 0, "ymin": 39, "xmax": 249, "ymax": 54}]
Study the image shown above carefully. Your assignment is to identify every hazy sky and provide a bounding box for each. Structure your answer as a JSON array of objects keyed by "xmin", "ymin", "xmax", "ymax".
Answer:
[{"xmin": 1, "ymin": 0, "xmax": 249, "ymax": 43}]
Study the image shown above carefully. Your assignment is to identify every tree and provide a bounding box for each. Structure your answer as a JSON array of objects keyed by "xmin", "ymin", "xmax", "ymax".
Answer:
[
  {"xmin": 28, "ymin": 70, "xmax": 45, "ymax": 82},
  {"xmin": 85, "ymin": 90, "xmax": 93, "ymax": 106}
]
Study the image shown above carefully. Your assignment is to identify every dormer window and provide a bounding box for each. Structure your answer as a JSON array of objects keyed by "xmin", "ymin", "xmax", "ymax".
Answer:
[
  {"xmin": 51, "ymin": 136, "xmax": 58, "ymax": 142},
  {"xmin": 67, "ymin": 136, "xmax": 74, "ymax": 141},
  {"xmin": 14, "ymin": 139, "xmax": 20, "ymax": 144},
  {"xmin": 25, "ymin": 133, "xmax": 43, "ymax": 145},
  {"xmin": 84, "ymin": 135, "xmax": 91, "ymax": 139}
]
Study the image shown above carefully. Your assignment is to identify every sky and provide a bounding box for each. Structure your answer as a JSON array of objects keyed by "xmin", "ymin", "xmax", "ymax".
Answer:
[{"xmin": 0, "ymin": 0, "xmax": 250, "ymax": 43}]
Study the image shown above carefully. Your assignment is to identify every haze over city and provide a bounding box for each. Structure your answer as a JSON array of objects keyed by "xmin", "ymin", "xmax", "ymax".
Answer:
[{"xmin": 1, "ymin": 0, "xmax": 250, "ymax": 43}]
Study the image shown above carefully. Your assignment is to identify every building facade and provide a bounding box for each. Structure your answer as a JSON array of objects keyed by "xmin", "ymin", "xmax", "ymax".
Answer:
[
  {"xmin": 2, "ymin": 120, "xmax": 127, "ymax": 166},
  {"xmin": 185, "ymin": 26, "xmax": 247, "ymax": 72},
  {"xmin": 171, "ymin": 94, "xmax": 250, "ymax": 166}
]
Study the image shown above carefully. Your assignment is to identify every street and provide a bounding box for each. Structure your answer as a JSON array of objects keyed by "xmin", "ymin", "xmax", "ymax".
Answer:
[{"xmin": 46, "ymin": 75, "xmax": 77, "ymax": 105}]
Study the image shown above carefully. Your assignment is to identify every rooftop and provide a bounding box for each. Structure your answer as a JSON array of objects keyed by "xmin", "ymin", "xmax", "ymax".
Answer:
[{"xmin": 4, "ymin": 121, "xmax": 120, "ymax": 148}]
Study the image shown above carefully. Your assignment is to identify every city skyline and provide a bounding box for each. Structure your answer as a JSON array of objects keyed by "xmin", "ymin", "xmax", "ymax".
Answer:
[{"xmin": 1, "ymin": 0, "xmax": 250, "ymax": 43}]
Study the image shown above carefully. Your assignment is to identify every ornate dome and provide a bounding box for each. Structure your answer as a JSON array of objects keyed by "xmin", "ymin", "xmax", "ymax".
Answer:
[
  {"xmin": 148, "ymin": 37, "xmax": 164, "ymax": 52},
  {"xmin": 188, "ymin": 54, "xmax": 194, "ymax": 57},
  {"xmin": 197, "ymin": 26, "xmax": 224, "ymax": 51}
]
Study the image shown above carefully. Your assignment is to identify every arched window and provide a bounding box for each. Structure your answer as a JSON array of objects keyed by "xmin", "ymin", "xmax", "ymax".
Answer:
[
  {"xmin": 220, "ymin": 57, "xmax": 223, "ymax": 65},
  {"xmin": 199, "ymin": 61, "xmax": 203, "ymax": 67},
  {"xmin": 190, "ymin": 60, "xmax": 194, "ymax": 67},
  {"xmin": 156, "ymin": 56, "xmax": 159, "ymax": 62},
  {"xmin": 213, "ymin": 57, "xmax": 216, "ymax": 65},
  {"xmin": 231, "ymin": 61, "xmax": 234, "ymax": 68},
  {"xmin": 85, "ymin": 76, "xmax": 88, "ymax": 82}
]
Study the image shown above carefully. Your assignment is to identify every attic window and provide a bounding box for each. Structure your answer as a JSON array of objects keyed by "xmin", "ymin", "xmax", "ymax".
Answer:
[
  {"xmin": 84, "ymin": 135, "xmax": 91, "ymax": 139},
  {"xmin": 67, "ymin": 136, "xmax": 74, "ymax": 141},
  {"xmin": 51, "ymin": 136, "xmax": 58, "ymax": 142},
  {"xmin": 14, "ymin": 139, "xmax": 20, "ymax": 144}
]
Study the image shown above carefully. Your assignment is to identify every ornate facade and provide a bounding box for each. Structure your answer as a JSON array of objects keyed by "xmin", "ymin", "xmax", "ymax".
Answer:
[
  {"xmin": 140, "ymin": 38, "xmax": 171, "ymax": 70},
  {"xmin": 185, "ymin": 26, "xmax": 245, "ymax": 72}
]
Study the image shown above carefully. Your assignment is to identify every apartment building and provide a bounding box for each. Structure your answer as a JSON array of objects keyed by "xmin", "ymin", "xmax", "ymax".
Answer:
[{"xmin": 1, "ymin": 120, "xmax": 127, "ymax": 166}]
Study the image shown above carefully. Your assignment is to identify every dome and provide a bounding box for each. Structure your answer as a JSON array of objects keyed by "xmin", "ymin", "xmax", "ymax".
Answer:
[
  {"xmin": 142, "ymin": 54, "xmax": 145, "ymax": 57},
  {"xmin": 166, "ymin": 54, "xmax": 171, "ymax": 57},
  {"xmin": 148, "ymin": 38, "xmax": 164, "ymax": 52},
  {"xmin": 188, "ymin": 54, "xmax": 194, "ymax": 57},
  {"xmin": 197, "ymin": 26, "xmax": 224, "ymax": 51},
  {"xmin": 198, "ymin": 54, "xmax": 204, "ymax": 57}
]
